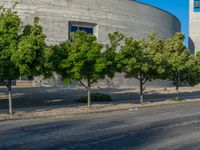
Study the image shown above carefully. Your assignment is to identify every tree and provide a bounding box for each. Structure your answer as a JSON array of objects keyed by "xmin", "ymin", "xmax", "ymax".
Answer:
[
  {"xmin": 12, "ymin": 17, "xmax": 53, "ymax": 80},
  {"xmin": 191, "ymin": 52, "xmax": 200, "ymax": 85},
  {"xmin": 162, "ymin": 33, "xmax": 193, "ymax": 99},
  {"xmin": 55, "ymin": 31, "xmax": 106, "ymax": 108},
  {"xmin": 117, "ymin": 32, "xmax": 165, "ymax": 104},
  {"xmin": 0, "ymin": 12, "xmax": 53, "ymax": 114},
  {"xmin": 51, "ymin": 41, "xmax": 71, "ymax": 83},
  {"xmin": 0, "ymin": 11, "xmax": 20, "ymax": 114}
]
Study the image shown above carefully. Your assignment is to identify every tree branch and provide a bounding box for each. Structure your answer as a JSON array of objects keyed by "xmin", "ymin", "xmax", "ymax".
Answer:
[
  {"xmin": 143, "ymin": 78, "xmax": 148, "ymax": 85},
  {"xmin": 1, "ymin": 80, "xmax": 9, "ymax": 88},
  {"xmin": 79, "ymin": 80, "xmax": 88, "ymax": 89},
  {"xmin": 135, "ymin": 76, "xmax": 140, "ymax": 80}
]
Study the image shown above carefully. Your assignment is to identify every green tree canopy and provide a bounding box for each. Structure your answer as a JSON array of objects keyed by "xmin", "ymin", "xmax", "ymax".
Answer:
[
  {"xmin": 51, "ymin": 41, "xmax": 71, "ymax": 82},
  {"xmin": 12, "ymin": 17, "xmax": 53, "ymax": 80},
  {"xmin": 100, "ymin": 32, "xmax": 125, "ymax": 78},
  {"xmin": 0, "ymin": 12, "xmax": 20, "ymax": 81}
]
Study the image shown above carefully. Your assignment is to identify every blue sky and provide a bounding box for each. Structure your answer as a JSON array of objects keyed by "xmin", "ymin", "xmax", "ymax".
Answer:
[{"xmin": 137, "ymin": 0, "xmax": 189, "ymax": 45}]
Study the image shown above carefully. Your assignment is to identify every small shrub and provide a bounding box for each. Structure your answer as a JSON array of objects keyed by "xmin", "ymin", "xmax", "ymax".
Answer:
[{"xmin": 74, "ymin": 93, "xmax": 112, "ymax": 103}]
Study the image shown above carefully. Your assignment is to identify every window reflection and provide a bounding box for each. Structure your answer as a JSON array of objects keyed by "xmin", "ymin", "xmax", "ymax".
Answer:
[
  {"xmin": 69, "ymin": 25, "xmax": 94, "ymax": 35},
  {"xmin": 194, "ymin": 2, "xmax": 199, "ymax": 8}
]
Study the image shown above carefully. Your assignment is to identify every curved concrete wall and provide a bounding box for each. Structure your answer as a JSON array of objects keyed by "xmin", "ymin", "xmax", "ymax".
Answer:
[
  {"xmin": 0, "ymin": 0, "xmax": 181, "ymax": 88},
  {"xmin": 0, "ymin": 0, "xmax": 180, "ymax": 45}
]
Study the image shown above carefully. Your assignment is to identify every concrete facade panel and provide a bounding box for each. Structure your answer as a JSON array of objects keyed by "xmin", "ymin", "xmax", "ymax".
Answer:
[
  {"xmin": 189, "ymin": 0, "xmax": 200, "ymax": 54},
  {"xmin": 0, "ymin": 0, "xmax": 180, "ymax": 44}
]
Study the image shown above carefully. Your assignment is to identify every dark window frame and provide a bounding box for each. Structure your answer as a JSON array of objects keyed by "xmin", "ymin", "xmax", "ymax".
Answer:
[{"xmin": 68, "ymin": 21, "xmax": 97, "ymax": 40}]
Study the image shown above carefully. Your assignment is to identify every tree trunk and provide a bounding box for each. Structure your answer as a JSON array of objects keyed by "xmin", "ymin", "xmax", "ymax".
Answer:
[
  {"xmin": 175, "ymin": 71, "xmax": 180, "ymax": 100},
  {"xmin": 87, "ymin": 79, "xmax": 91, "ymax": 108},
  {"xmin": 176, "ymin": 85, "xmax": 179, "ymax": 100},
  {"xmin": 140, "ymin": 79, "xmax": 144, "ymax": 105},
  {"xmin": 8, "ymin": 80, "xmax": 13, "ymax": 115}
]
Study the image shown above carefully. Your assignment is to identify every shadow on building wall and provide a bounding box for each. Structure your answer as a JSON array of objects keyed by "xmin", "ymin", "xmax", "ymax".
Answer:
[{"xmin": 189, "ymin": 36, "xmax": 195, "ymax": 54}]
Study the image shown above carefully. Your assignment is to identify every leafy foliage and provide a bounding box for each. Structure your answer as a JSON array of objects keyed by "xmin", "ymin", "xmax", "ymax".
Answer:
[
  {"xmin": 99, "ymin": 32, "xmax": 125, "ymax": 78},
  {"xmin": 51, "ymin": 41, "xmax": 71, "ymax": 83},
  {"xmin": 0, "ymin": 12, "xmax": 20, "ymax": 81},
  {"xmin": 59, "ymin": 31, "xmax": 104, "ymax": 83},
  {"xmin": 191, "ymin": 52, "xmax": 200, "ymax": 85},
  {"xmin": 12, "ymin": 17, "xmax": 53, "ymax": 79}
]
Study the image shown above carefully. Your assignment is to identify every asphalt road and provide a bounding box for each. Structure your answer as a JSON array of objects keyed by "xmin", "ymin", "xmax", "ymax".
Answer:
[{"xmin": 0, "ymin": 102, "xmax": 200, "ymax": 150}]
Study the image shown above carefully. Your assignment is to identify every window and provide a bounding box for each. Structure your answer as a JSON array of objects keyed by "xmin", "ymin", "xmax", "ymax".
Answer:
[
  {"xmin": 68, "ymin": 22, "xmax": 97, "ymax": 40},
  {"xmin": 69, "ymin": 25, "xmax": 94, "ymax": 35},
  {"xmin": 195, "ymin": 2, "xmax": 199, "ymax": 8}
]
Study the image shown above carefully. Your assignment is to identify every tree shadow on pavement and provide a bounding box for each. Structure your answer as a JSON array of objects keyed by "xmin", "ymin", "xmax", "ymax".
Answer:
[{"xmin": 0, "ymin": 87, "xmax": 200, "ymax": 112}]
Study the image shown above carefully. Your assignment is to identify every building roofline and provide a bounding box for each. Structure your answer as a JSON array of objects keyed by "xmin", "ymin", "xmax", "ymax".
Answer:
[{"xmin": 134, "ymin": 0, "xmax": 181, "ymax": 26}]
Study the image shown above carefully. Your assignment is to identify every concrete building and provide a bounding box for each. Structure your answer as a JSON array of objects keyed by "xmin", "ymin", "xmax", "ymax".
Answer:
[
  {"xmin": 189, "ymin": 0, "xmax": 200, "ymax": 54},
  {"xmin": 0, "ymin": 0, "xmax": 181, "ymax": 88}
]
